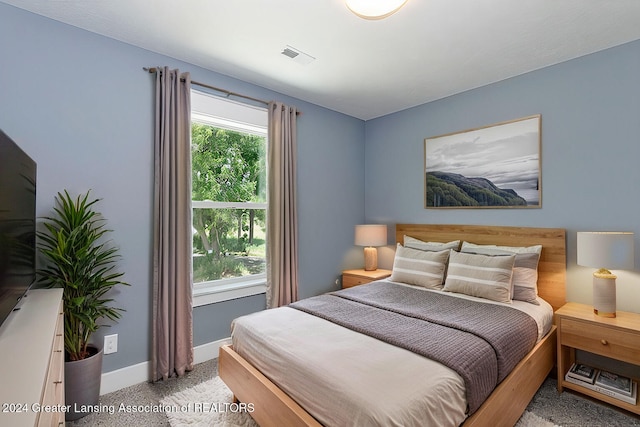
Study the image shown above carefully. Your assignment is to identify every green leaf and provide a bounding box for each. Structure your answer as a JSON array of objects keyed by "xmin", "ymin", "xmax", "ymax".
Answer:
[{"xmin": 37, "ymin": 190, "xmax": 129, "ymax": 360}]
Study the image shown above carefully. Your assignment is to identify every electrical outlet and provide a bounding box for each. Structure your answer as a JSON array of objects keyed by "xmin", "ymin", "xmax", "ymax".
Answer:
[{"xmin": 104, "ymin": 334, "xmax": 118, "ymax": 354}]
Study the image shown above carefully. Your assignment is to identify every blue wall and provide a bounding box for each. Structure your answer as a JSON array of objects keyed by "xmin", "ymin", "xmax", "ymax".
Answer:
[
  {"xmin": 364, "ymin": 39, "xmax": 640, "ymax": 312},
  {"xmin": 0, "ymin": 3, "xmax": 365, "ymax": 372}
]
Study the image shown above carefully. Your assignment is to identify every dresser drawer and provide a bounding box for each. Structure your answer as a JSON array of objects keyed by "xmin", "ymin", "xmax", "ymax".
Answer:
[{"xmin": 560, "ymin": 317, "xmax": 640, "ymax": 365}]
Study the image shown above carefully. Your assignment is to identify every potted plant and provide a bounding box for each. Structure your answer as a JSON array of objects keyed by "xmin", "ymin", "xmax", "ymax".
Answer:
[{"xmin": 37, "ymin": 190, "xmax": 128, "ymax": 421}]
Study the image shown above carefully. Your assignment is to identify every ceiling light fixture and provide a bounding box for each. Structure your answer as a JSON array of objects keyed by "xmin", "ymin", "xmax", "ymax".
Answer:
[{"xmin": 346, "ymin": 0, "xmax": 409, "ymax": 20}]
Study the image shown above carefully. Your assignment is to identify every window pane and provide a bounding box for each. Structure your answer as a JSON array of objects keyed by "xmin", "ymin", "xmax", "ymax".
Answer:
[
  {"xmin": 191, "ymin": 123, "xmax": 266, "ymax": 204},
  {"xmin": 192, "ymin": 208, "xmax": 266, "ymax": 284}
]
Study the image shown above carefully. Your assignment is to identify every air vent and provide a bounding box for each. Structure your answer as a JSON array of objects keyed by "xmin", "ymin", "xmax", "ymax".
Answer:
[
  {"xmin": 282, "ymin": 47, "xmax": 299, "ymax": 59},
  {"xmin": 281, "ymin": 45, "xmax": 315, "ymax": 65}
]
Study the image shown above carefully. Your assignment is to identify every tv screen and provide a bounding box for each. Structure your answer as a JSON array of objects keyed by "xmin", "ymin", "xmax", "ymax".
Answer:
[{"xmin": 0, "ymin": 129, "xmax": 36, "ymax": 328}]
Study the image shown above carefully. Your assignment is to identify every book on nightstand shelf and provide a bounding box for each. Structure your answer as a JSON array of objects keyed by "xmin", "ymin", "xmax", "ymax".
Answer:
[
  {"xmin": 565, "ymin": 363, "xmax": 638, "ymax": 405},
  {"xmin": 595, "ymin": 370, "xmax": 634, "ymax": 397},
  {"xmin": 566, "ymin": 363, "xmax": 597, "ymax": 385}
]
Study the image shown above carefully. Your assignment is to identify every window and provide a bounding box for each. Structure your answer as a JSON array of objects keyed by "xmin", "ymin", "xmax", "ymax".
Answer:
[{"xmin": 191, "ymin": 90, "xmax": 268, "ymax": 306}]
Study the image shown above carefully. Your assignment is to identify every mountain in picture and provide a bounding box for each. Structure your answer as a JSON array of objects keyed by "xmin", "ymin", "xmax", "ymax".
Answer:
[{"xmin": 426, "ymin": 171, "xmax": 528, "ymax": 207}]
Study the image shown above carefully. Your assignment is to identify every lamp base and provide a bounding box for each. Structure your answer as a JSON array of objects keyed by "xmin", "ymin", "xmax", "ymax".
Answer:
[
  {"xmin": 363, "ymin": 247, "xmax": 378, "ymax": 271},
  {"xmin": 593, "ymin": 270, "xmax": 617, "ymax": 318}
]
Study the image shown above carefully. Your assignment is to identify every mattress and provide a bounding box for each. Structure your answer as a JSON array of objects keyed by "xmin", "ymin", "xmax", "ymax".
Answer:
[{"xmin": 230, "ymin": 280, "xmax": 553, "ymax": 427}]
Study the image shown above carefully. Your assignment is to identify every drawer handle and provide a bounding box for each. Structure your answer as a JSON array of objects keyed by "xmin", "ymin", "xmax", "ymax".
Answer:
[
  {"xmin": 54, "ymin": 380, "xmax": 63, "ymax": 384},
  {"xmin": 601, "ymin": 339, "xmax": 609, "ymax": 346}
]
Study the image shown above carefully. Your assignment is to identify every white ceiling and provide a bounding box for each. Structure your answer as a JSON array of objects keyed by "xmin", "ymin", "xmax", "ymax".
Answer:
[{"xmin": 4, "ymin": 0, "xmax": 640, "ymax": 120}]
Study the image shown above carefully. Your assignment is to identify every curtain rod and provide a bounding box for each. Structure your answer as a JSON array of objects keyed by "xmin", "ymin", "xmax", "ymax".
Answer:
[{"xmin": 144, "ymin": 67, "xmax": 301, "ymax": 115}]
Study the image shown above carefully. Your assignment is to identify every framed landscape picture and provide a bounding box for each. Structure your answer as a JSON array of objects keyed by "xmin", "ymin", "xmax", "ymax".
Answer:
[{"xmin": 424, "ymin": 115, "xmax": 541, "ymax": 209}]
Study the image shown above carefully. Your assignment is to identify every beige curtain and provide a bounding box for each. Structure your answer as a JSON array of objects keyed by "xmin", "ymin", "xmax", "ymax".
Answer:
[
  {"xmin": 152, "ymin": 66, "xmax": 194, "ymax": 381},
  {"xmin": 266, "ymin": 102, "xmax": 299, "ymax": 308}
]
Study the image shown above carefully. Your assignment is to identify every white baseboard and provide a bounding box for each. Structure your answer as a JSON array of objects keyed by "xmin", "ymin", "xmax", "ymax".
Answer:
[
  {"xmin": 99, "ymin": 337, "xmax": 231, "ymax": 395},
  {"xmin": 193, "ymin": 337, "xmax": 232, "ymax": 364}
]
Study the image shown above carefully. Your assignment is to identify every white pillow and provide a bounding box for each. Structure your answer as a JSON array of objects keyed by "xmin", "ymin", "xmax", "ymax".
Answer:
[
  {"xmin": 461, "ymin": 242, "xmax": 542, "ymax": 305},
  {"xmin": 443, "ymin": 250, "xmax": 515, "ymax": 303},
  {"xmin": 390, "ymin": 244, "xmax": 450, "ymax": 289}
]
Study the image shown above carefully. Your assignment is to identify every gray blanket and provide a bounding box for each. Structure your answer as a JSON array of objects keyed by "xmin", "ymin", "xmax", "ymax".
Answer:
[{"xmin": 289, "ymin": 281, "xmax": 538, "ymax": 414}]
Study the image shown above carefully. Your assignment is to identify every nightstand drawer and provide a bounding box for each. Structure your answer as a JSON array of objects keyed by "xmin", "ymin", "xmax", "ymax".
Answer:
[
  {"xmin": 342, "ymin": 275, "xmax": 371, "ymax": 288},
  {"xmin": 341, "ymin": 269, "xmax": 391, "ymax": 289},
  {"xmin": 560, "ymin": 318, "xmax": 640, "ymax": 365}
]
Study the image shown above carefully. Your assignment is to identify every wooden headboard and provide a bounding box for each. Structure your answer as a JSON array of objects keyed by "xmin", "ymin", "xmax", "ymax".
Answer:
[{"xmin": 396, "ymin": 224, "xmax": 567, "ymax": 311}]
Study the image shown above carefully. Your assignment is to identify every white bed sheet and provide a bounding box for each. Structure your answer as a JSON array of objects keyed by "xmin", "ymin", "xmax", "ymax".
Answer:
[{"xmin": 230, "ymin": 281, "xmax": 553, "ymax": 427}]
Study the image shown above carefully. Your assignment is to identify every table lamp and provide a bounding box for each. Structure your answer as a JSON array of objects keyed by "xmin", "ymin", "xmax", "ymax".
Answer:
[
  {"xmin": 577, "ymin": 231, "xmax": 634, "ymax": 318},
  {"xmin": 355, "ymin": 224, "xmax": 387, "ymax": 271}
]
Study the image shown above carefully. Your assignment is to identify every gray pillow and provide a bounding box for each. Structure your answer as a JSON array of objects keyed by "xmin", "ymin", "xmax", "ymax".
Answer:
[
  {"xmin": 390, "ymin": 244, "xmax": 450, "ymax": 289},
  {"xmin": 461, "ymin": 242, "xmax": 542, "ymax": 305},
  {"xmin": 404, "ymin": 235, "xmax": 460, "ymax": 252},
  {"xmin": 443, "ymin": 250, "xmax": 515, "ymax": 303}
]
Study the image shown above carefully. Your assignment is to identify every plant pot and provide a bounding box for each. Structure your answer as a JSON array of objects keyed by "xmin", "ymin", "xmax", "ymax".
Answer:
[{"xmin": 64, "ymin": 346, "xmax": 103, "ymax": 421}]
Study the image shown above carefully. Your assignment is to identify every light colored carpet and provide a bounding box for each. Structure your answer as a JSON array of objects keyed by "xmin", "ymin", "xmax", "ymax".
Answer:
[
  {"xmin": 161, "ymin": 376, "xmax": 257, "ymax": 427},
  {"xmin": 515, "ymin": 410, "xmax": 561, "ymax": 427}
]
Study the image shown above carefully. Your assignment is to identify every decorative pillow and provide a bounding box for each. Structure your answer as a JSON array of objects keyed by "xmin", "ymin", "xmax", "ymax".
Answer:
[
  {"xmin": 443, "ymin": 250, "xmax": 515, "ymax": 303},
  {"xmin": 461, "ymin": 242, "xmax": 542, "ymax": 305},
  {"xmin": 390, "ymin": 244, "xmax": 450, "ymax": 289},
  {"xmin": 404, "ymin": 236, "xmax": 460, "ymax": 252}
]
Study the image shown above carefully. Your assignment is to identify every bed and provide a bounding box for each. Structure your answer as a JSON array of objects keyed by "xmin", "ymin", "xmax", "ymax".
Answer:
[{"xmin": 219, "ymin": 224, "xmax": 566, "ymax": 427}]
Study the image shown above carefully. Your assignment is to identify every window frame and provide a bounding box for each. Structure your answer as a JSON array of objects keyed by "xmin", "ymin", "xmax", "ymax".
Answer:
[{"xmin": 191, "ymin": 90, "xmax": 268, "ymax": 307}]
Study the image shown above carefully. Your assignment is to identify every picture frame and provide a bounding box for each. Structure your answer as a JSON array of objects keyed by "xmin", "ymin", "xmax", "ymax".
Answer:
[{"xmin": 424, "ymin": 115, "xmax": 541, "ymax": 209}]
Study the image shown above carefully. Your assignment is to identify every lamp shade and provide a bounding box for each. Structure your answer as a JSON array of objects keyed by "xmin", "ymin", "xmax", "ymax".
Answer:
[
  {"xmin": 577, "ymin": 232, "xmax": 634, "ymax": 270},
  {"xmin": 355, "ymin": 224, "xmax": 387, "ymax": 247},
  {"xmin": 345, "ymin": 0, "xmax": 408, "ymax": 20}
]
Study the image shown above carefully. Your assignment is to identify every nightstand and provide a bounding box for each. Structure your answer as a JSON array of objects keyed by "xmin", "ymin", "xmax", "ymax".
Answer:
[
  {"xmin": 341, "ymin": 269, "xmax": 391, "ymax": 288},
  {"xmin": 556, "ymin": 302, "xmax": 640, "ymax": 414}
]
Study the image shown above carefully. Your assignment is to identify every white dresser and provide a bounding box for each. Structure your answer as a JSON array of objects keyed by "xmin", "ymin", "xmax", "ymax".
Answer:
[{"xmin": 0, "ymin": 288, "xmax": 64, "ymax": 426}]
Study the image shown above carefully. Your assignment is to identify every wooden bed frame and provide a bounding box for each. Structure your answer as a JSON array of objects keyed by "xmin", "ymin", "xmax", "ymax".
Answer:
[{"xmin": 219, "ymin": 224, "xmax": 566, "ymax": 427}]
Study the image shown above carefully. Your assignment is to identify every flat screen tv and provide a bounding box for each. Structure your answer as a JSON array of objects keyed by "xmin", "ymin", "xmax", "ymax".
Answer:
[{"xmin": 0, "ymin": 129, "xmax": 36, "ymax": 328}]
